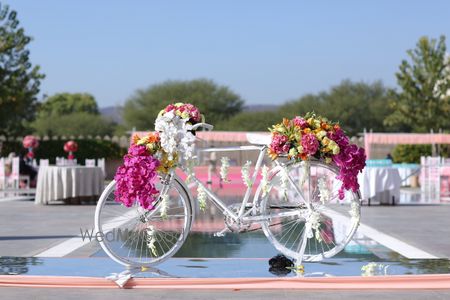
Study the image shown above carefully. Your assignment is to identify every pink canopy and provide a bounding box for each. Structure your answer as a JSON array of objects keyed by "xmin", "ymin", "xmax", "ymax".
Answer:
[
  {"xmin": 134, "ymin": 131, "xmax": 264, "ymax": 143},
  {"xmin": 364, "ymin": 133, "xmax": 450, "ymax": 159}
]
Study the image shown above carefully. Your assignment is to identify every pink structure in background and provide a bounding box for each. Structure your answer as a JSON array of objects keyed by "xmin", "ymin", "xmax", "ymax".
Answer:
[{"xmin": 364, "ymin": 133, "xmax": 450, "ymax": 159}]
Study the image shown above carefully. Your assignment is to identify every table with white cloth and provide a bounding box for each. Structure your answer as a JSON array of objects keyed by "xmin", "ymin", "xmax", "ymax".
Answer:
[
  {"xmin": 358, "ymin": 167, "xmax": 402, "ymax": 205},
  {"xmin": 35, "ymin": 166, "xmax": 104, "ymax": 205}
]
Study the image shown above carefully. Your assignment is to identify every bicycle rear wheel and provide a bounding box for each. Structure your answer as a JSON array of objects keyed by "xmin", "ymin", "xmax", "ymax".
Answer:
[
  {"xmin": 260, "ymin": 160, "xmax": 360, "ymax": 262},
  {"xmin": 94, "ymin": 176, "xmax": 193, "ymax": 267}
]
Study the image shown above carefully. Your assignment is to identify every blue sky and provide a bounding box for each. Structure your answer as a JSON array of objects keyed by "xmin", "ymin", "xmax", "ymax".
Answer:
[{"xmin": 8, "ymin": 0, "xmax": 450, "ymax": 107}]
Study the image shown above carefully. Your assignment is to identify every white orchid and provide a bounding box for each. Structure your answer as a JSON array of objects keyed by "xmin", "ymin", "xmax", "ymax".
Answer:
[
  {"xmin": 241, "ymin": 161, "xmax": 253, "ymax": 188},
  {"xmin": 197, "ymin": 185, "xmax": 207, "ymax": 212},
  {"xmin": 155, "ymin": 111, "xmax": 197, "ymax": 162},
  {"xmin": 220, "ymin": 157, "xmax": 230, "ymax": 182}
]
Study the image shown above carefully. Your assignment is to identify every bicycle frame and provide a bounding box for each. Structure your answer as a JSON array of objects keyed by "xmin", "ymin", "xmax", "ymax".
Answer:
[
  {"xmin": 188, "ymin": 145, "xmax": 267, "ymax": 223},
  {"xmin": 177, "ymin": 144, "xmax": 305, "ymax": 226}
]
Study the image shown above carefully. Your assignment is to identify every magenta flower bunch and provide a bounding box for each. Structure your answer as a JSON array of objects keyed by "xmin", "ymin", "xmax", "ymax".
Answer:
[
  {"xmin": 114, "ymin": 144, "xmax": 161, "ymax": 210},
  {"xmin": 328, "ymin": 130, "xmax": 366, "ymax": 198}
]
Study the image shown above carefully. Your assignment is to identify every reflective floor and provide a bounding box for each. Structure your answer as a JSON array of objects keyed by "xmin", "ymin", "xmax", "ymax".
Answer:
[{"xmin": 1, "ymin": 231, "xmax": 450, "ymax": 278}]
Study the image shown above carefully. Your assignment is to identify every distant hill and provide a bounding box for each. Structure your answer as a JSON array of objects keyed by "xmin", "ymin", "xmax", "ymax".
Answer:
[
  {"xmin": 100, "ymin": 106, "xmax": 123, "ymax": 124},
  {"xmin": 243, "ymin": 104, "xmax": 279, "ymax": 112},
  {"xmin": 99, "ymin": 104, "xmax": 279, "ymax": 124}
]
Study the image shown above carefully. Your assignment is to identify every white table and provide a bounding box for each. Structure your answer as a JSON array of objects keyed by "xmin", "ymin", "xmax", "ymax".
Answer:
[
  {"xmin": 358, "ymin": 167, "xmax": 402, "ymax": 205},
  {"xmin": 35, "ymin": 166, "xmax": 104, "ymax": 205}
]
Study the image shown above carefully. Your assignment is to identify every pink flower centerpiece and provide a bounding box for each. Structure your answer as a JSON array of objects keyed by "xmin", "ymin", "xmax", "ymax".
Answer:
[
  {"xmin": 64, "ymin": 140, "xmax": 78, "ymax": 160},
  {"xmin": 22, "ymin": 135, "xmax": 39, "ymax": 159}
]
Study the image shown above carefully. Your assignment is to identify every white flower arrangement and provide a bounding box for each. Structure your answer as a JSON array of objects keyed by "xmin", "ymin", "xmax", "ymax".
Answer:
[
  {"xmin": 349, "ymin": 201, "xmax": 360, "ymax": 221},
  {"xmin": 197, "ymin": 185, "xmax": 207, "ymax": 212},
  {"xmin": 220, "ymin": 157, "xmax": 230, "ymax": 182},
  {"xmin": 260, "ymin": 165, "xmax": 271, "ymax": 198},
  {"xmin": 317, "ymin": 177, "xmax": 330, "ymax": 204},
  {"xmin": 160, "ymin": 194, "xmax": 168, "ymax": 220},
  {"xmin": 306, "ymin": 211, "xmax": 323, "ymax": 243},
  {"xmin": 154, "ymin": 110, "xmax": 196, "ymax": 162},
  {"xmin": 241, "ymin": 161, "xmax": 253, "ymax": 188},
  {"xmin": 146, "ymin": 225, "xmax": 158, "ymax": 257}
]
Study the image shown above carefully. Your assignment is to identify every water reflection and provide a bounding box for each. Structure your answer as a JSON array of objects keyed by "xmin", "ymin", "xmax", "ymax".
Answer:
[
  {"xmin": 1, "ymin": 256, "xmax": 449, "ymax": 278},
  {"xmin": 0, "ymin": 257, "xmax": 43, "ymax": 275}
]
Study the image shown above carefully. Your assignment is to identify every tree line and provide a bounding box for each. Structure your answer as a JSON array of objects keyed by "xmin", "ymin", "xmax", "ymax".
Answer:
[{"xmin": 1, "ymin": 3, "xmax": 449, "ymax": 138}]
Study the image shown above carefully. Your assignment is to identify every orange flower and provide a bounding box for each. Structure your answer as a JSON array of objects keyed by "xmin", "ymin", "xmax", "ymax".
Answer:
[
  {"xmin": 147, "ymin": 132, "xmax": 160, "ymax": 143},
  {"xmin": 300, "ymin": 153, "xmax": 308, "ymax": 161},
  {"xmin": 282, "ymin": 118, "xmax": 290, "ymax": 127},
  {"xmin": 132, "ymin": 134, "xmax": 140, "ymax": 145},
  {"xmin": 333, "ymin": 124, "xmax": 340, "ymax": 131},
  {"xmin": 267, "ymin": 148, "xmax": 278, "ymax": 160}
]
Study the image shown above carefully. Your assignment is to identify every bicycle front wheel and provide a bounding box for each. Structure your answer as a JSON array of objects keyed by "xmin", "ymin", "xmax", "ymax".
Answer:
[
  {"xmin": 94, "ymin": 176, "xmax": 193, "ymax": 267},
  {"xmin": 260, "ymin": 160, "xmax": 361, "ymax": 262}
]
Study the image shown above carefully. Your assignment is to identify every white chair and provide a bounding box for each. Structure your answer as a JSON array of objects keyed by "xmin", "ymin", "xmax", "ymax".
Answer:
[
  {"xmin": 56, "ymin": 157, "xmax": 66, "ymax": 166},
  {"xmin": 0, "ymin": 158, "xmax": 6, "ymax": 190},
  {"xmin": 85, "ymin": 159, "xmax": 96, "ymax": 167},
  {"xmin": 39, "ymin": 159, "xmax": 49, "ymax": 167},
  {"xmin": 97, "ymin": 158, "xmax": 106, "ymax": 178},
  {"xmin": 9, "ymin": 157, "xmax": 30, "ymax": 189}
]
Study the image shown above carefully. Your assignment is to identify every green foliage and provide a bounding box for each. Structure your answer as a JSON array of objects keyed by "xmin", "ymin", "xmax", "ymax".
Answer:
[
  {"xmin": 392, "ymin": 144, "xmax": 432, "ymax": 163},
  {"xmin": 37, "ymin": 93, "xmax": 99, "ymax": 117},
  {"xmin": 216, "ymin": 80, "xmax": 392, "ymax": 135},
  {"xmin": 278, "ymin": 80, "xmax": 393, "ymax": 136},
  {"xmin": 0, "ymin": 3, "xmax": 45, "ymax": 135},
  {"xmin": 123, "ymin": 79, "xmax": 244, "ymax": 130},
  {"xmin": 385, "ymin": 35, "xmax": 450, "ymax": 132},
  {"xmin": 1, "ymin": 139, "xmax": 126, "ymax": 162},
  {"xmin": 32, "ymin": 93, "xmax": 115, "ymax": 136},
  {"xmin": 32, "ymin": 112, "xmax": 116, "ymax": 137},
  {"xmin": 216, "ymin": 110, "xmax": 282, "ymax": 131}
]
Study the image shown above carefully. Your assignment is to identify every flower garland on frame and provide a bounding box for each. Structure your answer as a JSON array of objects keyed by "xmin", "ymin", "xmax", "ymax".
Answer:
[
  {"xmin": 220, "ymin": 157, "xmax": 230, "ymax": 182},
  {"xmin": 241, "ymin": 161, "xmax": 253, "ymax": 188}
]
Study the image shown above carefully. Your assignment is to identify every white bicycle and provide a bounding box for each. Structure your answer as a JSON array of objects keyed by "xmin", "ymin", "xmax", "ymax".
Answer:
[{"xmin": 94, "ymin": 124, "xmax": 361, "ymax": 267}]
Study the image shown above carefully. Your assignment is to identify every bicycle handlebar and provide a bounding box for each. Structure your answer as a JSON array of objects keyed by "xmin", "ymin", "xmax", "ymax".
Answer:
[{"xmin": 191, "ymin": 123, "xmax": 214, "ymax": 131}]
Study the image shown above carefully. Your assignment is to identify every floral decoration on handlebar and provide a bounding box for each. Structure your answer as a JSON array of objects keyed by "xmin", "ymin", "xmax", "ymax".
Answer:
[
  {"xmin": 114, "ymin": 102, "xmax": 204, "ymax": 209},
  {"xmin": 268, "ymin": 113, "xmax": 366, "ymax": 199}
]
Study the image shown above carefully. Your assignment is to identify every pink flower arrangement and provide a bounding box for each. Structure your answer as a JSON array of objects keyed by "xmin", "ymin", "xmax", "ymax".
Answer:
[
  {"xmin": 23, "ymin": 135, "xmax": 39, "ymax": 149},
  {"xmin": 114, "ymin": 145, "xmax": 161, "ymax": 209},
  {"xmin": 330, "ymin": 130, "xmax": 366, "ymax": 198},
  {"xmin": 64, "ymin": 140, "xmax": 78, "ymax": 160},
  {"xmin": 114, "ymin": 102, "xmax": 203, "ymax": 210},
  {"xmin": 301, "ymin": 133, "xmax": 319, "ymax": 155},
  {"xmin": 23, "ymin": 135, "xmax": 39, "ymax": 159},
  {"xmin": 269, "ymin": 133, "xmax": 290, "ymax": 155},
  {"xmin": 162, "ymin": 102, "xmax": 202, "ymax": 124},
  {"xmin": 268, "ymin": 113, "xmax": 366, "ymax": 200}
]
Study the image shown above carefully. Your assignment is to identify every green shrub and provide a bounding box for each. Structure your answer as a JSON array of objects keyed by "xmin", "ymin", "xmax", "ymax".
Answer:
[
  {"xmin": 392, "ymin": 144, "xmax": 432, "ymax": 163},
  {"xmin": 1, "ymin": 139, "xmax": 127, "ymax": 164}
]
